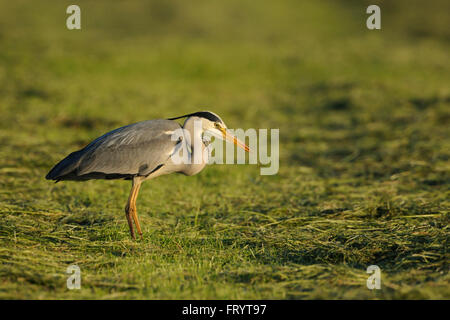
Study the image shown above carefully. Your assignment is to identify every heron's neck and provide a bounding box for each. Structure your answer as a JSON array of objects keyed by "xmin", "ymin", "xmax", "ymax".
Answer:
[{"xmin": 182, "ymin": 118, "xmax": 208, "ymax": 175}]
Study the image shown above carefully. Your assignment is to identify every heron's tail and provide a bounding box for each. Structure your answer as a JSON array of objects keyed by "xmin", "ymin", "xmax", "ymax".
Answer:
[{"xmin": 45, "ymin": 150, "xmax": 84, "ymax": 181}]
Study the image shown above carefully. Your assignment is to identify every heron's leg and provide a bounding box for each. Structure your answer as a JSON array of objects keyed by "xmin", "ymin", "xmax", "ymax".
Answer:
[
  {"xmin": 130, "ymin": 179, "xmax": 143, "ymax": 239},
  {"xmin": 125, "ymin": 182, "xmax": 137, "ymax": 240}
]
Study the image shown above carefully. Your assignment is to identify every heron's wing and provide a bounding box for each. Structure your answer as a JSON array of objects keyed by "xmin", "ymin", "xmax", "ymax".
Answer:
[
  {"xmin": 78, "ymin": 119, "xmax": 181, "ymax": 176},
  {"xmin": 46, "ymin": 119, "xmax": 181, "ymax": 180}
]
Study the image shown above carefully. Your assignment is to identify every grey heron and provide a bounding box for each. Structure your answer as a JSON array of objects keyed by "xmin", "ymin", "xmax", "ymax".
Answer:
[{"xmin": 46, "ymin": 111, "xmax": 250, "ymax": 239}]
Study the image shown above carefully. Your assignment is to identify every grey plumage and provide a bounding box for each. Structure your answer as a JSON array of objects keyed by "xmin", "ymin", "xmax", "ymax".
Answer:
[{"xmin": 46, "ymin": 119, "xmax": 181, "ymax": 181}]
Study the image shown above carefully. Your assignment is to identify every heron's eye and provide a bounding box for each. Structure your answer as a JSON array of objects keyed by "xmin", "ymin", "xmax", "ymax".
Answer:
[{"xmin": 214, "ymin": 122, "xmax": 221, "ymax": 129}]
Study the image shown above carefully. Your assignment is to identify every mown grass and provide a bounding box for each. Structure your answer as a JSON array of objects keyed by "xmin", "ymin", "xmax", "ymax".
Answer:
[{"xmin": 0, "ymin": 0, "xmax": 448, "ymax": 299}]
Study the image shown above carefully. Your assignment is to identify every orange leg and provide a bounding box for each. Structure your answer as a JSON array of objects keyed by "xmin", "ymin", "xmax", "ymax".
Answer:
[
  {"xmin": 125, "ymin": 179, "xmax": 143, "ymax": 240},
  {"xmin": 130, "ymin": 181, "xmax": 143, "ymax": 239}
]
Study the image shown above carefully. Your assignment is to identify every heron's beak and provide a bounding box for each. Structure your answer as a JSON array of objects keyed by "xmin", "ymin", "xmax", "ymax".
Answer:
[{"xmin": 219, "ymin": 127, "xmax": 250, "ymax": 152}]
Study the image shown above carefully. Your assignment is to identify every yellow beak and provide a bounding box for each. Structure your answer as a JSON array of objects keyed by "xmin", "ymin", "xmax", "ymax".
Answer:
[{"xmin": 219, "ymin": 127, "xmax": 250, "ymax": 152}]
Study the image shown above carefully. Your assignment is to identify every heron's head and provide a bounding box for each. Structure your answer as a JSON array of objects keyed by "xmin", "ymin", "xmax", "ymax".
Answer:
[{"xmin": 169, "ymin": 111, "xmax": 249, "ymax": 152}]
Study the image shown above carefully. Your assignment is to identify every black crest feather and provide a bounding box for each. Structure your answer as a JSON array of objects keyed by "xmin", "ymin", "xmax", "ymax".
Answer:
[{"xmin": 168, "ymin": 111, "xmax": 221, "ymax": 123}]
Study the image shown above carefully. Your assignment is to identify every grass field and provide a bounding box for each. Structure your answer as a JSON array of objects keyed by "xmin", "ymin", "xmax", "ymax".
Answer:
[{"xmin": 0, "ymin": 0, "xmax": 449, "ymax": 299}]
